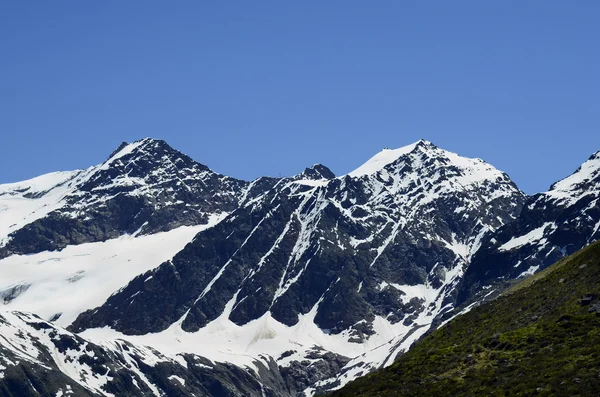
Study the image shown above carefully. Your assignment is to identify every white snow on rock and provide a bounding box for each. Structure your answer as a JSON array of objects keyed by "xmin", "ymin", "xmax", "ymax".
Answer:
[
  {"xmin": 0, "ymin": 138, "xmax": 537, "ymax": 396},
  {"xmin": 346, "ymin": 140, "xmax": 508, "ymax": 189},
  {"xmin": 0, "ymin": 311, "xmax": 114, "ymax": 395},
  {"xmin": 99, "ymin": 139, "xmax": 149, "ymax": 170},
  {"xmin": 292, "ymin": 179, "xmax": 330, "ymax": 187},
  {"xmin": 168, "ymin": 375, "xmax": 186, "ymax": 386},
  {"xmin": 0, "ymin": 170, "xmax": 90, "ymax": 246},
  {"xmin": 498, "ymin": 222, "xmax": 555, "ymax": 252},
  {"xmin": 346, "ymin": 140, "xmax": 517, "ymax": 211},
  {"xmin": 347, "ymin": 141, "xmax": 421, "ymax": 177},
  {"xmin": 0, "ymin": 141, "xmax": 158, "ymax": 246},
  {"xmin": 81, "ymin": 298, "xmax": 419, "ymax": 379},
  {"xmin": 1, "ymin": 137, "xmax": 239, "ymax": 248},
  {"xmin": 78, "ymin": 259, "xmax": 467, "ymax": 395},
  {"xmin": 517, "ymin": 265, "xmax": 541, "ymax": 278},
  {"xmin": 0, "ymin": 214, "xmax": 227, "ymax": 327},
  {"xmin": 541, "ymin": 151, "xmax": 600, "ymax": 205}
]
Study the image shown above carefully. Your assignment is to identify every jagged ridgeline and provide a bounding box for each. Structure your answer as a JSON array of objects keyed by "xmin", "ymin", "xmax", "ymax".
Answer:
[
  {"xmin": 0, "ymin": 138, "xmax": 248, "ymax": 257},
  {"xmin": 71, "ymin": 139, "xmax": 524, "ymax": 337},
  {"xmin": 329, "ymin": 240, "xmax": 600, "ymax": 397},
  {"xmin": 0, "ymin": 138, "xmax": 598, "ymax": 396}
]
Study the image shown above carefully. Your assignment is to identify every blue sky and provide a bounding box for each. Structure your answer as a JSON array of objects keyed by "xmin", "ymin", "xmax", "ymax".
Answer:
[{"xmin": 1, "ymin": 1, "xmax": 598, "ymax": 194}]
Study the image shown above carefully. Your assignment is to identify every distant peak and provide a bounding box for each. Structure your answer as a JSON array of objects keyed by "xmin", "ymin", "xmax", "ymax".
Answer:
[
  {"xmin": 99, "ymin": 137, "xmax": 204, "ymax": 173},
  {"xmin": 347, "ymin": 140, "xmax": 432, "ymax": 178},
  {"xmin": 547, "ymin": 149, "xmax": 600, "ymax": 195},
  {"xmin": 106, "ymin": 138, "xmax": 179, "ymax": 159},
  {"xmin": 416, "ymin": 138, "xmax": 436, "ymax": 148},
  {"xmin": 345, "ymin": 139, "xmax": 503, "ymax": 180},
  {"xmin": 299, "ymin": 164, "xmax": 336, "ymax": 180}
]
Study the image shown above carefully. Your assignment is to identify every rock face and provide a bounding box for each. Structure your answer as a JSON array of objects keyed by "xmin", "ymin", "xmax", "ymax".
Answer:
[
  {"xmin": 1, "ymin": 138, "xmax": 598, "ymax": 396},
  {"xmin": 0, "ymin": 311, "xmax": 293, "ymax": 397},
  {"xmin": 295, "ymin": 164, "xmax": 336, "ymax": 181},
  {"xmin": 71, "ymin": 140, "xmax": 524, "ymax": 337},
  {"xmin": 0, "ymin": 138, "xmax": 247, "ymax": 257},
  {"xmin": 61, "ymin": 140, "xmax": 526, "ymax": 394},
  {"xmin": 459, "ymin": 151, "xmax": 600, "ymax": 305},
  {"xmin": 330, "ymin": 239, "xmax": 600, "ymax": 397}
]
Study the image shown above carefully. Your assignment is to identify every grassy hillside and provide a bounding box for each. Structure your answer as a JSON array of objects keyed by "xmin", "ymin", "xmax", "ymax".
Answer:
[{"xmin": 330, "ymin": 240, "xmax": 600, "ymax": 397}]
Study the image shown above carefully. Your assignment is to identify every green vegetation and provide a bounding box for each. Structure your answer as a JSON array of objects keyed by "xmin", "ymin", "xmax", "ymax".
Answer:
[{"xmin": 330, "ymin": 241, "xmax": 600, "ymax": 397}]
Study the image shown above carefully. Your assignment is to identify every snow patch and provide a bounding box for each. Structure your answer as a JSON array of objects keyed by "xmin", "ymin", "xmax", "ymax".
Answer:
[
  {"xmin": 517, "ymin": 265, "xmax": 540, "ymax": 278},
  {"xmin": 292, "ymin": 179, "xmax": 329, "ymax": 187},
  {"xmin": 0, "ymin": 214, "xmax": 227, "ymax": 326},
  {"xmin": 168, "ymin": 375, "xmax": 185, "ymax": 386},
  {"xmin": 0, "ymin": 170, "xmax": 90, "ymax": 246},
  {"xmin": 498, "ymin": 223, "xmax": 554, "ymax": 252}
]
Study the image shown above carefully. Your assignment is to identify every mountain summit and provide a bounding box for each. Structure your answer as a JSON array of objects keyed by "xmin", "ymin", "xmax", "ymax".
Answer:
[
  {"xmin": 545, "ymin": 150, "xmax": 600, "ymax": 204},
  {"xmin": 459, "ymin": 149, "xmax": 600, "ymax": 305},
  {"xmin": 0, "ymin": 138, "xmax": 246, "ymax": 257},
  {"xmin": 66, "ymin": 139, "xmax": 525, "ymax": 393},
  {"xmin": 0, "ymin": 139, "xmax": 598, "ymax": 396},
  {"xmin": 346, "ymin": 140, "xmax": 429, "ymax": 177}
]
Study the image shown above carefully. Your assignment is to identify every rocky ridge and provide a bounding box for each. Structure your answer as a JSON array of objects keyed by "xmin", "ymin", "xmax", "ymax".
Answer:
[
  {"xmin": 0, "ymin": 138, "xmax": 247, "ymax": 257},
  {"xmin": 0, "ymin": 138, "xmax": 598, "ymax": 396}
]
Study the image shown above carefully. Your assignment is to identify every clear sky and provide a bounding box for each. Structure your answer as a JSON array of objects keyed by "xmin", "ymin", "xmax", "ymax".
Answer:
[{"xmin": 1, "ymin": 1, "xmax": 598, "ymax": 194}]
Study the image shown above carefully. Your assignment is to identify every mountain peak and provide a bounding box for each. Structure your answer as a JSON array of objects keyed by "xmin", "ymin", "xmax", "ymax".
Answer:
[
  {"xmin": 415, "ymin": 138, "xmax": 435, "ymax": 147},
  {"xmin": 103, "ymin": 138, "xmax": 149, "ymax": 168},
  {"xmin": 1, "ymin": 137, "xmax": 248, "ymax": 256},
  {"xmin": 99, "ymin": 138, "xmax": 208, "ymax": 174},
  {"xmin": 104, "ymin": 137, "xmax": 167, "ymax": 162},
  {"xmin": 344, "ymin": 140, "xmax": 520, "ymax": 208},
  {"xmin": 346, "ymin": 139, "xmax": 465, "ymax": 178},
  {"xmin": 545, "ymin": 149, "xmax": 600, "ymax": 203},
  {"xmin": 347, "ymin": 140, "xmax": 424, "ymax": 178},
  {"xmin": 298, "ymin": 164, "xmax": 336, "ymax": 180},
  {"xmin": 107, "ymin": 141, "xmax": 131, "ymax": 160}
]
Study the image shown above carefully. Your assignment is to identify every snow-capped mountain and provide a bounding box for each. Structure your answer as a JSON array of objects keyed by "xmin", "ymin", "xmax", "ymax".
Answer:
[
  {"xmin": 0, "ymin": 138, "xmax": 247, "ymax": 258},
  {"xmin": 65, "ymin": 139, "xmax": 524, "ymax": 393},
  {"xmin": 74, "ymin": 141, "xmax": 523, "ymax": 334},
  {"xmin": 458, "ymin": 150, "xmax": 600, "ymax": 304},
  {"xmin": 0, "ymin": 138, "xmax": 598, "ymax": 396}
]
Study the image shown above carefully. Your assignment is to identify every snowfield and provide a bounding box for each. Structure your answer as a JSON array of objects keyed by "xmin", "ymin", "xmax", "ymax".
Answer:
[
  {"xmin": 0, "ymin": 170, "xmax": 87, "ymax": 246},
  {"xmin": 0, "ymin": 214, "xmax": 227, "ymax": 327}
]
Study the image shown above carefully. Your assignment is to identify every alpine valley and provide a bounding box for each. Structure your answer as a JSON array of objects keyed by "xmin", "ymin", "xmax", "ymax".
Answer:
[{"xmin": 0, "ymin": 138, "xmax": 598, "ymax": 396}]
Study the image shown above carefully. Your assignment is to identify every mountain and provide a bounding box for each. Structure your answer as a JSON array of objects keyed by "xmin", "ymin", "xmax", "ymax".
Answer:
[
  {"xmin": 330, "ymin": 239, "xmax": 600, "ymax": 397},
  {"xmin": 0, "ymin": 138, "xmax": 248, "ymax": 258},
  {"xmin": 66, "ymin": 139, "xmax": 524, "ymax": 393},
  {"xmin": 458, "ymin": 150, "xmax": 600, "ymax": 305},
  {"xmin": 0, "ymin": 138, "xmax": 598, "ymax": 396},
  {"xmin": 73, "ymin": 139, "xmax": 523, "ymax": 334}
]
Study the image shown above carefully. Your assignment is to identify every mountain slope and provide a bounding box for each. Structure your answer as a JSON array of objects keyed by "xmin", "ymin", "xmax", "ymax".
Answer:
[
  {"xmin": 330, "ymin": 239, "xmax": 600, "ymax": 397},
  {"xmin": 0, "ymin": 311, "xmax": 289, "ymax": 397},
  {"xmin": 67, "ymin": 140, "xmax": 525, "ymax": 393},
  {"xmin": 0, "ymin": 138, "xmax": 247, "ymax": 258},
  {"xmin": 459, "ymin": 150, "xmax": 600, "ymax": 304},
  {"xmin": 0, "ymin": 170, "xmax": 84, "ymax": 245},
  {"xmin": 72, "ymin": 140, "xmax": 524, "ymax": 333},
  {"xmin": 0, "ymin": 220, "xmax": 225, "ymax": 328},
  {"xmin": 4, "ymin": 139, "xmax": 598, "ymax": 396}
]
